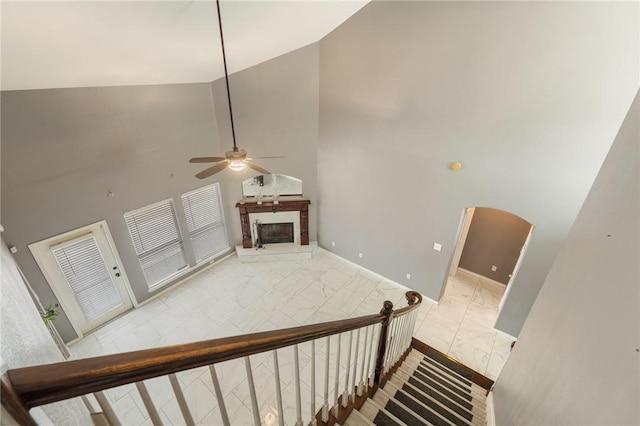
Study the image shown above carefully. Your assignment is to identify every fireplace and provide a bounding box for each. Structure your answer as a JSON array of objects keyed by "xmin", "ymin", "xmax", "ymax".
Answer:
[
  {"xmin": 235, "ymin": 199, "xmax": 310, "ymax": 249},
  {"xmin": 258, "ymin": 222, "xmax": 294, "ymax": 244},
  {"xmin": 234, "ymin": 199, "xmax": 316, "ymax": 262}
]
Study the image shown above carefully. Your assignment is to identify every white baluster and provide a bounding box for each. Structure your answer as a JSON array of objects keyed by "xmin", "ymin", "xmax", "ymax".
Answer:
[
  {"xmin": 273, "ymin": 350, "xmax": 285, "ymax": 426},
  {"xmin": 294, "ymin": 345, "xmax": 303, "ymax": 426},
  {"xmin": 333, "ymin": 333, "xmax": 342, "ymax": 418},
  {"xmin": 410, "ymin": 309, "xmax": 419, "ymax": 346},
  {"xmin": 397, "ymin": 315, "xmax": 407, "ymax": 361},
  {"xmin": 391, "ymin": 315, "xmax": 404, "ymax": 365},
  {"xmin": 358, "ymin": 326, "xmax": 369, "ymax": 396},
  {"xmin": 169, "ymin": 373, "xmax": 195, "ymax": 426},
  {"xmin": 135, "ymin": 381, "xmax": 163, "ymax": 425},
  {"xmin": 399, "ymin": 314, "xmax": 409, "ymax": 357},
  {"xmin": 366, "ymin": 325, "xmax": 377, "ymax": 387},
  {"xmin": 350, "ymin": 328, "xmax": 360, "ymax": 403},
  {"xmin": 404, "ymin": 312, "xmax": 415, "ymax": 351},
  {"xmin": 382, "ymin": 317, "xmax": 397, "ymax": 374},
  {"xmin": 94, "ymin": 391, "xmax": 121, "ymax": 426},
  {"xmin": 209, "ymin": 365, "xmax": 231, "ymax": 426},
  {"xmin": 244, "ymin": 357, "xmax": 261, "ymax": 426},
  {"xmin": 322, "ymin": 336, "xmax": 330, "ymax": 422},
  {"xmin": 341, "ymin": 330, "xmax": 353, "ymax": 407},
  {"xmin": 310, "ymin": 340, "xmax": 317, "ymax": 426}
]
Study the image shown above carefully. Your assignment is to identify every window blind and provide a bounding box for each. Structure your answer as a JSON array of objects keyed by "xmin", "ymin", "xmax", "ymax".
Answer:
[
  {"xmin": 52, "ymin": 236, "xmax": 122, "ymax": 322},
  {"xmin": 124, "ymin": 199, "xmax": 187, "ymax": 287},
  {"xmin": 181, "ymin": 183, "xmax": 229, "ymax": 262}
]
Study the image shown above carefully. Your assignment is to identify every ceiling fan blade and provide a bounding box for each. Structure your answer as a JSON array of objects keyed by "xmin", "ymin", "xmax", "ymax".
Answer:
[
  {"xmin": 195, "ymin": 162, "xmax": 229, "ymax": 179},
  {"xmin": 253, "ymin": 156, "xmax": 285, "ymax": 159},
  {"xmin": 190, "ymin": 156, "xmax": 227, "ymax": 163},
  {"xmin": 246, "ymin": 162, "xmax": 271, "ymax": 175}
]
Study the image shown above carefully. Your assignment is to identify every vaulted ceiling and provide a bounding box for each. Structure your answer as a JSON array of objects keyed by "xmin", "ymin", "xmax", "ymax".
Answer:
[{"xmin": 1, "ymin": 0, "xmax": 369, "ymax": 91}]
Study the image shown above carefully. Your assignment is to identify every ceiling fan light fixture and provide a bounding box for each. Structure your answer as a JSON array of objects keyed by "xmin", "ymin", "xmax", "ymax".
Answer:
[
  {"xmin": 188, "ymin": 0, "xmax": 272, "ymax": 179},
  {"xmin": 229, "ymin": 160, "xmax": 247, "ymax": 171}
]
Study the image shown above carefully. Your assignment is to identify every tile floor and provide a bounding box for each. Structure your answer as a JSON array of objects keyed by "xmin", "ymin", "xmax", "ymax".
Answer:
[{"xmin": 69, "ymin": 249, "xmax": 515, "ymax": 425}]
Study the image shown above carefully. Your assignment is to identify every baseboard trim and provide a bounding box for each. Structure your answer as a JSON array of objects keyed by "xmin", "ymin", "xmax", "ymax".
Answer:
[
  {"xmin": 321, "ymin": 247, "xmax": 439, "ymax": 306},
  {"xmin": 457, "ymin": 268, "xmax": 507, "ymax": 289},
  {"xmin": 411, "ymin": 337, "xmax": 494, "ymax": 392},
  {"xmin": 486, "ymin": 391, "xmax": 496, "ymax": 426}
]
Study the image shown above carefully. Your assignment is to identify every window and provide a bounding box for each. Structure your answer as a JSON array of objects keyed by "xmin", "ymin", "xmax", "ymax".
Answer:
[
  {"xmin": 181, "ymin": 183, "xmax": 229, "ymax": 263},
  {"xmin": 124, "ymin": 199, "xmax": 187, "ymax": 288}
]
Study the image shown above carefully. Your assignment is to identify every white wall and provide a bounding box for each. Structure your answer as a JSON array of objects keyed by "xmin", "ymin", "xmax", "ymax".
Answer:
[
  {"xmin": 318, "ymin": 1, "xmax": 639, "ymax": 336},
  {"xmin": 0, "ymin": 238, "xmax": 90, "ymax": 424},
  {"xmin": 493, "ymin": 91, "xmax": 640, "ymax": 425}
]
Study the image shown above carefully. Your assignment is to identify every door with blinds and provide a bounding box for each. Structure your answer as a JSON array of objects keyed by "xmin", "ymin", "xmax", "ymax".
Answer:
[{"xmin": 29, "ymin": 221, "xmax": 134, "ymax": 336}]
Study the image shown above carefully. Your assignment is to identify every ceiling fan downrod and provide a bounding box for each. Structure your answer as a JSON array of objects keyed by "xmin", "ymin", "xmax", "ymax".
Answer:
[{"xmin": 216, "ymin": 0, "xmax": 238, "ymax": 152}]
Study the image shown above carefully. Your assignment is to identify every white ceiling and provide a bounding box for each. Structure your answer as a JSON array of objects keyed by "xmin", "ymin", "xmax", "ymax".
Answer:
[{"xmin": 1, "ymin": 1, "xmax": 369, "ymax": 91}]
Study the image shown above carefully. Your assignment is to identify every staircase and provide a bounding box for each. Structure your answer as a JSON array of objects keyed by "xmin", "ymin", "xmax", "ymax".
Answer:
[
  {"xmin": 1, "ymin": 291, "xmax": 494, "ymax": 426},
  {"xmin": 346, "ymin": 349, "xmax": 487, "ymax": 426}
]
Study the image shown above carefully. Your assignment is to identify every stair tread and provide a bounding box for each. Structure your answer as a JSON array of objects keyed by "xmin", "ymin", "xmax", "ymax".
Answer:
[
  {"xmin": 406, "ymin": 353, "xmax": 486, "ymax": 397},
  {"xmin": 344, "ymin": 407, "xmax": 375, "ymax": 426},
  {"xmin": 386, "ymin": 378, "xmax": 486, "ymax": 426},
  {"xmin": 365, "ymin": 398, "xmax": 409, "ymax": 426},
  {"xmin": 394, "ymin": 365, "xmax": 487, "ymax": 416}
]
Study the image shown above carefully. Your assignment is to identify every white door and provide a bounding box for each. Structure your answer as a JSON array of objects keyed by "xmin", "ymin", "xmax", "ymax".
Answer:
[{"xmin": 30, "ymin": 221, "xmax": 135, "ymax": 336}]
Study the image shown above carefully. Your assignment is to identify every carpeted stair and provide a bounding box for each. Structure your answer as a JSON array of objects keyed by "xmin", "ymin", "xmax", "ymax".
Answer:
[{"xmin": 346, "ymin": 349, "xmax": 488, "ymax": 426}]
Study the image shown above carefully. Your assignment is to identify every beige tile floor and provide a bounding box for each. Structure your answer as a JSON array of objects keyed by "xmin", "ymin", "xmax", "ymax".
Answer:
[{"xmin": 69, "ymin": 249, "xmax": 515, "ymax": 425}]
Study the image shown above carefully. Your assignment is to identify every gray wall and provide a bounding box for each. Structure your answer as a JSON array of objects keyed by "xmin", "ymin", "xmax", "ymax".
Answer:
[
  {"xmin": 317, "ymin": 1, "xmax": 638, "ymax": 336},
  {"xmin": 0, "ymin": 43, "xmax": 320, "ymax": 343},
  {"xmin": 0, "ymin": 238, "xmax": 90, "ymax": 424},
  {"xmin": 493, "ymin": 91, "xmax": 639, "ymax": 425},
  {"xmin": 1, "ymin": 83, "xmax": 224, "ymax": 341},
  {"xmin": 458, "ymin": 208, "xmax": 531, "ymax": 284}
]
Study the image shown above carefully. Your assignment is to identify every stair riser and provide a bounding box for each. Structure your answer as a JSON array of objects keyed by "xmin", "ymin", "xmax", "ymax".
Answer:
[
  {"xmin": 405, "ymin": 354, "xmax": 486, "ymax": 397},
  {"xmin": 352, "ymin": 349, "xmax": 487, "ymax": 426},
  {"xmin": 388, "ymin": 376, "xmax": 486, "ymax": 424},
  {"xmin": 395, "ymin": 366, "xmax": 487, "ymax": 415}
]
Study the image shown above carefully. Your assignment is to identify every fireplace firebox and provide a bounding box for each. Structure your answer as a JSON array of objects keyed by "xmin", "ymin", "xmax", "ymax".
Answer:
[{"xmin": 258, "ymin": 222, "xmax": 294, "ymax": 244}]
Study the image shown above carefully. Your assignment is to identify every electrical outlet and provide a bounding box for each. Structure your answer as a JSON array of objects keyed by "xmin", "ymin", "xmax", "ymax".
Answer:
[
  {"xmin": 332, "ymin": 241, "xmax": 336, "ymax": 247},
  {"xmin": 406, "ymin": 273, "xmax": 411, "ymax": 280},
  {"xmin": 358, "ymin": 253, "xmax": 363, "ymax": 258},
  {"xmin": 433, "ymin": 243, "xmax": 442, "ymax": 252},
  {"xmin": 491, "ymin": 265, "xmax": 497, "ymax": 272}
]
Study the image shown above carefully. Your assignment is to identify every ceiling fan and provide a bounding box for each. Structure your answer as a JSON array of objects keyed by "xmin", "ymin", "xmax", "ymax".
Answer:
[{"xmin": 190, "ymin": 0, "xmax": 275, "ymax": 179}]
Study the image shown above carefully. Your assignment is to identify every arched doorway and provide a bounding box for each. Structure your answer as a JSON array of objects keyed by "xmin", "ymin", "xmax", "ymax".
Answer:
[{"xmin": 445, "ymin": 207, "xmax": 534, "ymax": 327}]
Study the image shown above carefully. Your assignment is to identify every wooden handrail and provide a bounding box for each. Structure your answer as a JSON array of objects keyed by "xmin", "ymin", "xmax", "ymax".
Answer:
[{"xmin": 3, "ymin": 290, "xmax": 422, "ymax": 419}]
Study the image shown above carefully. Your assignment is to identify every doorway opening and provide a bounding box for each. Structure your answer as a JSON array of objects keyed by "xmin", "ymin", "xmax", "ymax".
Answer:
[{"xmin": 444, "ymin": 207, "xmax": 534, "ymax": 328}]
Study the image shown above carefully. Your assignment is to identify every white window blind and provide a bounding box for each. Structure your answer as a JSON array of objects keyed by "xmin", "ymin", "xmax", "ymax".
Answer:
[
  {"xmin": 52, "ymin": 236, "xmax": 122, "ymax": 322},
  {"xmin": 181, "ymin": 183, "xmax": 229, "ymax": 262},
  {"xmin": 124, "ymin": 199, "xmax": 187, "ymax": 287}
]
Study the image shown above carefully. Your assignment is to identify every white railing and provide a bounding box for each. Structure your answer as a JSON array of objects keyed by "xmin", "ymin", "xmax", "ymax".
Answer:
[{"xmin": 2, "ymin": 292, "xmax": 422, "ymax": 426}]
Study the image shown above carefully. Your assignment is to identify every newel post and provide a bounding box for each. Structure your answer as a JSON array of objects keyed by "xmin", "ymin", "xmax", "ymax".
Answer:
[{"xmin": 373, "ymin": 300, "xmax": 394, "ymax": 384}]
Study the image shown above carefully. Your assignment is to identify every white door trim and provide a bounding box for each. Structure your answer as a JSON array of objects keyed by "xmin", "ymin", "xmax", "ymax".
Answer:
[
  {"xmin": 449, "ymin": 207, "xmax": 475, "ymax": 278},
  {"xmin": 496, "ymin": 224, "xmax": 535, "ymax": 321},
  {"xmin": 29, "ymin": 220, "xmax": 137, "ymax": 338}
]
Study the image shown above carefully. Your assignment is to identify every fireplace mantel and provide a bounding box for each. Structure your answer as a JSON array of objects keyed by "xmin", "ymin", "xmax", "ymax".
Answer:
[{"xmin": 235, "ymin": 199, "xmax": 310, "ymax": 249}]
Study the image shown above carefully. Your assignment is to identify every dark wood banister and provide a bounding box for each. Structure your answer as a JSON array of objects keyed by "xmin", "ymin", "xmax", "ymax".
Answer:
[{"xmin": 2, "ymin": 290, "xmax": 422, "ymax": 424}]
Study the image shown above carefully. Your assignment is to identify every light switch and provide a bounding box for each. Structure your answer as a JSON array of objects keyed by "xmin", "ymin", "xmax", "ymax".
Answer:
[{"xmin": 433, "ymin": 243, "xmax": 442, "ymax": 252}]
